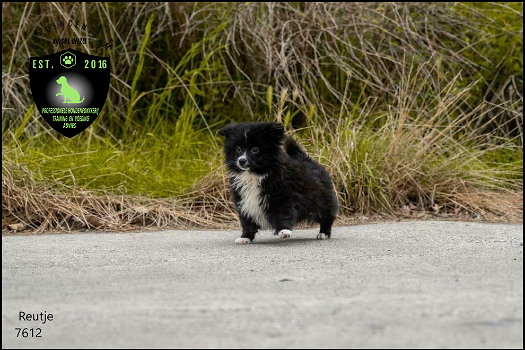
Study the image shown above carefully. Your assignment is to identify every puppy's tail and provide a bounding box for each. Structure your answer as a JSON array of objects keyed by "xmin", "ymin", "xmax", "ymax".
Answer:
[{"xmin": 284, "ymin": 137, "xmax": 310, "ymax": 161}]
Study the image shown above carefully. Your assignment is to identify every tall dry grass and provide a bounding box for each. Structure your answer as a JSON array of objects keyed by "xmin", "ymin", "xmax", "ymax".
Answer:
[{"xmin": 2, "ymin": 2, "xmax": 523, "ymax": 232}]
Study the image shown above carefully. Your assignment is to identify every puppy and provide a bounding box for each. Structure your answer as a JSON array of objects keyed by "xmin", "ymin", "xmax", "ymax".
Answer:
[{"xmin": 218, "ymin": 122, "xmax": 338, "ymax": 244}]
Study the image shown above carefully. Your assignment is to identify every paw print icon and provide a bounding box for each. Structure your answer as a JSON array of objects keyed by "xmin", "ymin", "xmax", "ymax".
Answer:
[{"xmin": 60, "ymin": 52, "xmax": 76, "ymax": 69}]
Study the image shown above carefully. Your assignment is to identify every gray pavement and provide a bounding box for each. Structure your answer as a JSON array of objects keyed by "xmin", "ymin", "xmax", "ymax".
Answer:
[{"xmin": 2, "ymin": 221, "xmax": 523, "ymax": 348}]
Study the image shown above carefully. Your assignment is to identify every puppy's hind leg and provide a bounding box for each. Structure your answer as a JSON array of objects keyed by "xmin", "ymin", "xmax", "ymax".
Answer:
[
  {"xmin": 317, "ymin": 213, "xmax": 335, "ymax": 240},
  {"xmin": 317, "ymin": 220, "xmax": 333, "ymax": 240},
  {"xmin": 317, "ymin": 193, "xmax": 337, "ymax": 240}
]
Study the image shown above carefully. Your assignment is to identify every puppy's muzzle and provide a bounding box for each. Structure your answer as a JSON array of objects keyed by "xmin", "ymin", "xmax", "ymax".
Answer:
[{"xmin": 237, "ymin": 155, "xmax": 249, "ymax": 170}]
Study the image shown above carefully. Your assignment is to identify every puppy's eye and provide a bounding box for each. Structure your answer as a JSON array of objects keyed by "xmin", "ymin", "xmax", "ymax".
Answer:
[
  {"xmin": 251, "ymin": 147, "xmax": 260, "ymax": 154},
  {"xmin": 236, "ymin": 146, "xmax": 242, "ymax": 154}
]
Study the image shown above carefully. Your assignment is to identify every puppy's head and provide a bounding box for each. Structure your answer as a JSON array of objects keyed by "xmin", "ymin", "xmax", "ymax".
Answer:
[
  {"xmin": 56, "ymin": 76, "xmax": 67, "ymax": 85},
  {"xmin": 218, "ymin": 122, "xmax": 285, "ymax": 174}
]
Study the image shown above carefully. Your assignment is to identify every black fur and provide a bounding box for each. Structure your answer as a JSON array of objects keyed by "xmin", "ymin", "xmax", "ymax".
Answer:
[{"xmin": 218, "ymin": 122, "xmax": 338, "ymax": 243}]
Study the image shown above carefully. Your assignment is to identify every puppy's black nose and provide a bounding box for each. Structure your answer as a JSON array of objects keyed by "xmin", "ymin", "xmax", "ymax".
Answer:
[{"xmin": 238, "ymin": 158, "xmax": 248, "ymax": 167}]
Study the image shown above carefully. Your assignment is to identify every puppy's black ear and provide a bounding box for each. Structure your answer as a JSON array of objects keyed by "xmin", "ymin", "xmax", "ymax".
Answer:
[
  {"xmin": 265, "ymin": 122, "xmax": 285, "ymax": 141},
  {"xmin": 218, "ymin": 123, "xmax": 236, "ymax": 138}
]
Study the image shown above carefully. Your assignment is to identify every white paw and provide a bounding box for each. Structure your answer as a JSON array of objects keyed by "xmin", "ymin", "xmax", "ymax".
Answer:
[
  {"xmin": 278, "ymin": 229, "xmax": 293, "ymax": 239},
  {"xmin": 235, "ymin": 237, "xmax": 252, "ymax": 245},
  {"xmin": 317, "ymin": 233, "xmax": 329, "ymax": 240}
]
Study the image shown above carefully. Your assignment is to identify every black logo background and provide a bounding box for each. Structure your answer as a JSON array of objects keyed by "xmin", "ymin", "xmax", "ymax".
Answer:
[{"xmin": 29, "ymin": 48, "xmax": 110, "ymax": 138}]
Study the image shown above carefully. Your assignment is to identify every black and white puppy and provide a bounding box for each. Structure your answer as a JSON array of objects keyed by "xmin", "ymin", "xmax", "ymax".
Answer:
[{"xmin": 218, "ymin": 122, "xmax": 338, "ymax": 244}]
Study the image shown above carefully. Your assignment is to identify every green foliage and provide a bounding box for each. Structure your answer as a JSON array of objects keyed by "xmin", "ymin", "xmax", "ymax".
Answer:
[
  {"xmin": 3, "ymin": 131, "xmax": 218, "ymax": 198},
  {"xmin": 454, "ymin": 3, "xmax": 523, "ymax": 105},
  {"xmin": 1, "ymin": 2, "xmax": 523, "ymax": 218}
]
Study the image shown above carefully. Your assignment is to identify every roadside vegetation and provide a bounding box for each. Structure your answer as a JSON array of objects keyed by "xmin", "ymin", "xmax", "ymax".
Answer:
[{"xmin": 2, "ymin": 2, "xmax": 523, "ymax": 233}]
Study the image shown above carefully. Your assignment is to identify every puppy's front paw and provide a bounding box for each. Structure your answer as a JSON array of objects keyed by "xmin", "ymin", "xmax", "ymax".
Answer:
[
  {"xmin": 278, "ymin": 229, "xmax": 293, "ymax": 239},
  {"xmin": 235, "ymin": 237, "xmax": 252, "ymax": 245},
  {"xmin": 317, "ymin": 233, "xmax": 329, "ymax": 240}
]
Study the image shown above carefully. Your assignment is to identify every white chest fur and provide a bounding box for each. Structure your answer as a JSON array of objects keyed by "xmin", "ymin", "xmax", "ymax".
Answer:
[{"xmin": 230, "ymin": 171, "xmax": 270, "ymax": 229}]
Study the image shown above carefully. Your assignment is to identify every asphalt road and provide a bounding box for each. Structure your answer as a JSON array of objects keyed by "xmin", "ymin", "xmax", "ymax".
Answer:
[{"xmin": 2, "ymin": 221, "xmax": 523, "ymax": 349}]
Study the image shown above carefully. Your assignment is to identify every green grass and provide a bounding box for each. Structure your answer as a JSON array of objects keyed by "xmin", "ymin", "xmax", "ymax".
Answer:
[
  {"xmin": 3, "ymin": 127, "xmax": 219, "ymax": 198},
  {"xmin": 1, "ymin": 2, "xmax": 523, "ymax": 231}
]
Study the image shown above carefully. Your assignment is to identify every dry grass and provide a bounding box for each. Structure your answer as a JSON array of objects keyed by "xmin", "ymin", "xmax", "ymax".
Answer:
[
  {"xmin": 306, "ymin": 66, "xmax": 523, "ymax": 217},
  {"xmin": 2, "ymin": 3, "xmax": 523, "ymax": 234},
  {"xmin": 2, "ymin": 159, "xmax": 238, "ymax": 234},
  {"xmin": 3, "ymin": 162, "xmax": 521, "ymax": 235}
]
